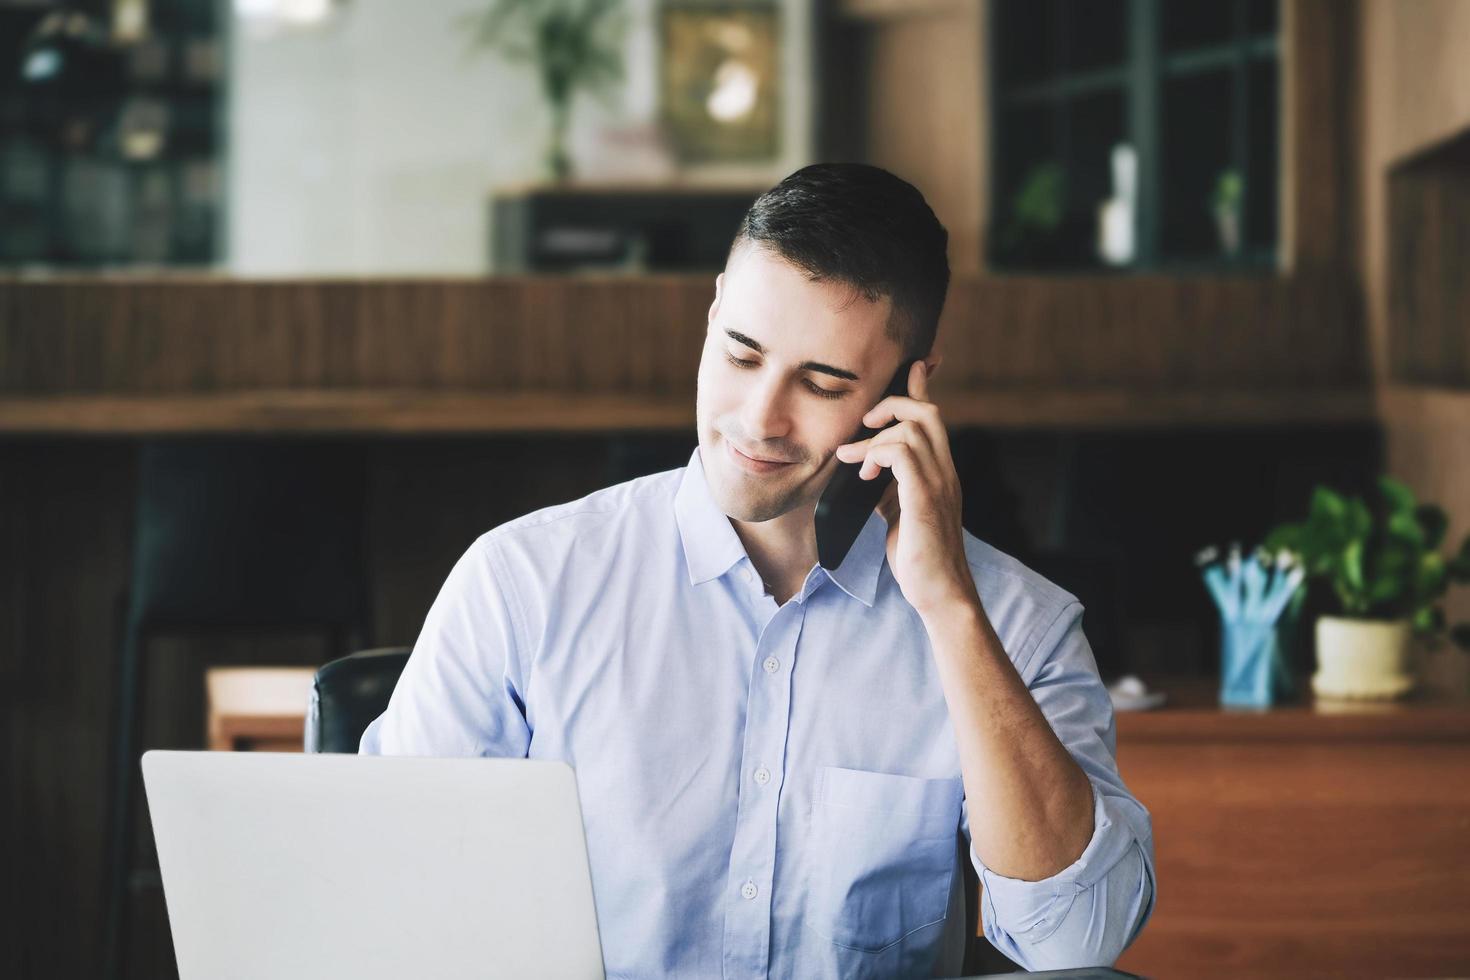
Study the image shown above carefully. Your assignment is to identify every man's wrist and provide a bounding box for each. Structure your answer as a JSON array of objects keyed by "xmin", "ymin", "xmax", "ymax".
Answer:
[{"xmin": 915, "ymin": 587, "xmax": 989, "ymax": 638}]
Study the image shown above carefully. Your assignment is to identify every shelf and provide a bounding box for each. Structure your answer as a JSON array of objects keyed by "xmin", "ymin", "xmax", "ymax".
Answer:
[
  {"xmin": 834, "ymin": 0, "xmax": 968, "ymax": 22},
  {"xmin": 1376, "ymin": 385, "xmax": 1470, "ymax": 429},
  {"xmin": 0, "ymin": 386, "xmax": 1377, "ymax": 436}
]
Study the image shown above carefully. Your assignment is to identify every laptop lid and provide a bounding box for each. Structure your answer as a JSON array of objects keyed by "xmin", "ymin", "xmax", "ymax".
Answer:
[{"xmin": 141, "ymin": 751, "xmax": 604, "ymax": 980}]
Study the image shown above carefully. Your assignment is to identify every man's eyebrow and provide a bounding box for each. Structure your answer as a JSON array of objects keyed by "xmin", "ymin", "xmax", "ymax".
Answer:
[{"xmin": 723, "ymin": 329, "xmax": 861, "ymax": 383}]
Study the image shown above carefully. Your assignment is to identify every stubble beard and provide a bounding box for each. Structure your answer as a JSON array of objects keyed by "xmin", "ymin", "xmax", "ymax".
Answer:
[{"xmin": 704, "ymin": 433, "xmax": 825, "ymax": 524}]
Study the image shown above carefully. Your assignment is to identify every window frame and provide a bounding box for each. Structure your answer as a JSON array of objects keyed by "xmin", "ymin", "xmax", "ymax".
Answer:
[{"xmin": 986, "ymin": 0, "xmax": 1281, "ymax": 272}]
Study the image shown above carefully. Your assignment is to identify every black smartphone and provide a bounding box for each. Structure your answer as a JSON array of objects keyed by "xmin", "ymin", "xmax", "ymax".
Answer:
[{"xmin": 814, "ymin": 359, "xmax": 918, "ymax": 570}]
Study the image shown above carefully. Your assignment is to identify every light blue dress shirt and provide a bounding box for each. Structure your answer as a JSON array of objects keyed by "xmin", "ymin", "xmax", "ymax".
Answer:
[{"xmin": 360, "ymin": 447, "xmax": 1156, "ymax": 978}]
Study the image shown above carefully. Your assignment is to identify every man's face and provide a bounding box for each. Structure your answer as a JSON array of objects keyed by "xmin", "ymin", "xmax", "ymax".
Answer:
[{"xmin": 696, "ymin": 244, "xmax": 905, "ymax": 524}]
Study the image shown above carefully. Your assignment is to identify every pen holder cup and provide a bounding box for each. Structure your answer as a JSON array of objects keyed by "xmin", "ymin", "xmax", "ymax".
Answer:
[{"xmin": 1219, "ymin": 617, "xmax": 1295, "ymax": 708}]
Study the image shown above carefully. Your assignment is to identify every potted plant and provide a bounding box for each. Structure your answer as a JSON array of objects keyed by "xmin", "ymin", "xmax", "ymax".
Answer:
[
  {"xmin": 463, "ymin": 0, "xmax": 627, "ymax": 182},
  {"xmin": 1211, "ymin": 169, "xmax": 1243, "ymax": 257},
  {"xmin": 1263, "ymin": 477, "xmax": 1470, "ymax": 700}
]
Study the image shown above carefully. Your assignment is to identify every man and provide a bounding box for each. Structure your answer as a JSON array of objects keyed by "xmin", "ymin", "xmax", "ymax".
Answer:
[{"xmin": 361, "ymin": 164, "xmax": 1156, "ymax": 978}]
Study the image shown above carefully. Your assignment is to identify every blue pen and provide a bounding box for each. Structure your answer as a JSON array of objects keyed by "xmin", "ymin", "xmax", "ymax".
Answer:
[
  {"xmin": 1261, "ymin": 551, "xmax": 1304, "ymax": 623},
  {"xmin": 1241, "ymin": 549, "xmax": 1268, "ymax": 621}
]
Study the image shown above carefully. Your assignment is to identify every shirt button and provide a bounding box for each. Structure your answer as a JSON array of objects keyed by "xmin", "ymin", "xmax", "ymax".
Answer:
[
  {"xmin": 741, "ymin": 567, "xmax": 755, "ymax": 584},
  {"xmin": 762, "ymin": 656, "xmax": 779, "ymax": 673},
  {"xmin": 753, "ymin": 766, "xmax": 771, "ymax": 785},
  {"xmin": 740, "ymin": 880, "xmax": 758, "ymax": 900}
]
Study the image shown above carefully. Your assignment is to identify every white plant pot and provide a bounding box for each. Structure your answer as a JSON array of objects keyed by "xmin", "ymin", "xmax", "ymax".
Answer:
[{"xmin": 1312, "ymin": 615, "xmax": 1415, "ymax": 701}]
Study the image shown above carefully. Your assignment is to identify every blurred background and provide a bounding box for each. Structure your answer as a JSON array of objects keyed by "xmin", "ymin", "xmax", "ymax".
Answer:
[{"xmin": 2, "ymin": 1, "xmax": 1469, "ymax": 978}]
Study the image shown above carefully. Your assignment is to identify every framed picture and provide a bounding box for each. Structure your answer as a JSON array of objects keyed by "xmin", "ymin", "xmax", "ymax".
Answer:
[{"xmin": 659, "ymin": 2, "xmax": 780, "ymax": 163}]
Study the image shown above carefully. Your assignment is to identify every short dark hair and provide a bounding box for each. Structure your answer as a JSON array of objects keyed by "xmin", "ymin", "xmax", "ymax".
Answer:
[{"xmin": 728, "ymin": 163, "xmax": 950, "ymax": 361}]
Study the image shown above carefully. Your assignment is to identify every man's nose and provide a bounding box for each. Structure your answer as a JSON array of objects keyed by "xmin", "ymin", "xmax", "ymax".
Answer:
[{"xmin": 739, "ymin": 373, "xmax": 792, "ymax": 441}]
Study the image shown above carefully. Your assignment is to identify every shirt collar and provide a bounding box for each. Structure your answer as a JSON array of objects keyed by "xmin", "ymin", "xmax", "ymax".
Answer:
[
  {"xmin": 674, "ymin": 447, "xmax": 748, "ymax": 586},
  {"xmin": 821, "ymin": 503, "xmax": 888, "ymax": 607},
  {"xmin": 674, "ymin": 447, "xmax": 887, "ymax": 607}
]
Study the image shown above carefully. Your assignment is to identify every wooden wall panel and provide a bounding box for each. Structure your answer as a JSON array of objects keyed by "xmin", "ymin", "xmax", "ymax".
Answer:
[
  {"xmin": 1359, "ymin": 0, "xmax": 1470, "ymax": 715},
  {"xmin": 0, "ymin": 273, "xmax": 1369, "ymax": 401},
  {"xmin": 0, "ymin": 278, "xmax": 715, "ymax": 398},
  {"xmin": 1285, "ymin": 0, "xmax": 1362, "ymax": 273},
  {"xmin": 1387, "ymin": 137, "xmax": 1470, "ymax": 387},
  {"xmin": 1, "ymin": 442, "xmax": 134, "ymax": 980}
]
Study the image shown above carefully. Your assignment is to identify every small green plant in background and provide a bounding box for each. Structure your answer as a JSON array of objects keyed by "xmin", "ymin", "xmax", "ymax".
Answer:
[
  {"xmin": 1211, "ymin": 169, "xmax": 1243, "ymax": 216},
  {"xmin": 1263, "ymin": 476, "xmax": 1470, "ymax": 650},
  {"xmin": 1002, "ymin": 163, "xmax": 1065, "ymax": 244},
  {"xmin": 1210, "ymin": 168, "xmax": 1243, "ymax": 256},
  {"xmin": 993, "ymin": 161, "xmax": 1069, "ymax": 265},
  {"xmin": 461, "ymin": 0, "xmax": 627, "ymax": 182}
]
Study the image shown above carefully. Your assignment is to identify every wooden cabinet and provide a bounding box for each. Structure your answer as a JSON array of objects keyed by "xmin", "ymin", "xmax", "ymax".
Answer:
[{"xmin": 1112, "ymin": 678, "xmax": 1470, "ymax": 979}]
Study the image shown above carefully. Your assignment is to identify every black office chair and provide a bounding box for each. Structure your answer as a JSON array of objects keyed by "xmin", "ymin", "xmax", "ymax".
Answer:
[
  {"xmin": 306, "ymin": 646, "xmax": 412, "ymax": 753},
  {"xmin": 102, "ymin": 439, "xmax": 374, "ymax": 980}
]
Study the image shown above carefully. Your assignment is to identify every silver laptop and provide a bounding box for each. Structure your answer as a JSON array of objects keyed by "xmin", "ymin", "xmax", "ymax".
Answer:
[{"xmin": 141, "ymin": 751, "xmax": 605, "ymax": 980}]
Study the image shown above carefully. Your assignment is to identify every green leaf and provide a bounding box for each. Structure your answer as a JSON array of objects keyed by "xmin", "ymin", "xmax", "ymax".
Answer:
[
  {"xmin": 1366, "ymin": 571, "xmax": 1403, "ymax": 605},
  {"xmin": 1020, "ymin": 165, "xmax": 1067, "ymax": 228},
  {"xmin": 1309, "ymin": 485, "xmax": 1348, "ymax": 525},
  {"xmin": 1416, "ymin": 505, "xmax": 1448, "ymax": 550},
  {"xmin": 1341, "ymin": 538, "xmax": 1365, "ymax": 592},
  {"xmin": 1346, "ymin": 496, "xmax": 1373, "ymax": 541},
  {"xmin": 1386, "ymin": 508, "xmax": 1424, "ymax": 547},
  {"xmin": 1262, "ymin": 523, "xmax": 1302, "ymax": 554},
  {"xmin": 1377, "ymin": 475, "xmax": 1417, "ymax": 516},
  {"xmin": 586, "ymin": 47, "xmax": 623, "ymax": 77},
  {"xmin": 1414, "ymin": 551, "xmax": 1446, "ymax": 601},
  {"xmin": 1412, "ymin": 605, "xmax": 1443, "ymax": 632},
  {"xmin": 1331, "ymin": 579, "xmax": 1356, "ymax": 613}
]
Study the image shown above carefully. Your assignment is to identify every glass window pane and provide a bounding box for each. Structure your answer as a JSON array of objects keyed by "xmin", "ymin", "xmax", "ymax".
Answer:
[
  {"xmin": 1246, "ymin": 0, "xmax": 1278, "ymax": 37},
  {"xmin": 1064, "ymin": 0, "xmax": 1128, "ymax": 72},
  {"xmin": 997, "ymin": 104, "xmax": 1057, "ymax": 204},
  {"xmin": 989, "ymin": 0, "xmax": 1280, "ymax": 270},
  {"xmin": 1162, "ymin": 0, "xmax": 1235, "ymax": 52},
  {"xmin": 1065, "ymin": 89, "xmax": 1127, "ymax": 210},
  {"xmin": 996, "ymin": 0, "xmax": 1058, "ymax": 87},
  {"xmin": 990, "ymin": 104, "xmax": 1062, "ymax": 266},
  {"xmin": 1160, "ymin": 68, "xmax": 1234, "ymax": 258},
  {"xmin": 1246, "ymin": 59, "xmax": 1279, "ymax": 250}
]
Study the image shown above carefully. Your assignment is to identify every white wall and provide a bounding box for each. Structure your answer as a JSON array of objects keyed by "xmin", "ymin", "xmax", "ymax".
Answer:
[{"xmin": 226, "ymin": 0, "xmax": 814, "ymax": 276}]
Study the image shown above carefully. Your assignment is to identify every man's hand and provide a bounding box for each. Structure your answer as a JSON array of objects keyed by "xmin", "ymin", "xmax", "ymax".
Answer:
[
  {"xmin": 834, "ymin": 359, "xmax": 973, "ymax": 617},
  {"xmin": 838, "ymin": 358, "xmax": 1094, "ymax": 881}
]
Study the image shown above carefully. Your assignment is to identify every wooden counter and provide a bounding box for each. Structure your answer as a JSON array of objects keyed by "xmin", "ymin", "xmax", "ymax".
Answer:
[{"xmin": 1113, "ymin": 676, "xmax": 1470, "ymax": 979}]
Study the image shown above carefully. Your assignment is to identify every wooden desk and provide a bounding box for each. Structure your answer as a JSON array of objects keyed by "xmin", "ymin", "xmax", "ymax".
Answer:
[
  {"xmin": 1112, "ymin": 677, "xmax": 1470, "ymax": 979},
  {"xmin": 182, "ymin": 667, "xmax": 1470, "ymax": 974}
]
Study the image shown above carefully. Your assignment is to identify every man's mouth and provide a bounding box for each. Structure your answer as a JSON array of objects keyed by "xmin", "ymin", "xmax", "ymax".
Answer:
[{"xmin": 726, "ymin": 440, "xmax": 796, "ymax": 473}]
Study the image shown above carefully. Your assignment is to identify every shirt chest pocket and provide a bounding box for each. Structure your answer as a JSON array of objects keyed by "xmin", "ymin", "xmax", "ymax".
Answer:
[{"xmin": 803, "ymin": 766, "xmax": 963, "ymax": 953}]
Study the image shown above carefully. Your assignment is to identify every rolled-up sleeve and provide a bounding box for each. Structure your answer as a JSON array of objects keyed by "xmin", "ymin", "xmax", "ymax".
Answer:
[
  {"xmin": 963, "ymin": 600, "xmax": 1157, "ymax": 970},
  {"xmin": 359, "ymin": 533, "xmax": 532, "ymax": 759}
]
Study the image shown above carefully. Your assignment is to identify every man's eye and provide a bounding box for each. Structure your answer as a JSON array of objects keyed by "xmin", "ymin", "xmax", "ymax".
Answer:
[
  {"xmin": 801, "ymin": 380, "xmax": 846, "ymax": 400},
  {"xmin": 725, "ymin": 352, "xmax": 847, "ymax": 400}
]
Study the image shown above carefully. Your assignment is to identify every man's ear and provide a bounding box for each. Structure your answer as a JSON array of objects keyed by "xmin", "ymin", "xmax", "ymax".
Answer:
[
  {"xmin": 708, "ymin": 272, "xmax": 724, "ymax": 323},
  {"xmin": 922, "ymin": 353, "xmax": 943, "ymax": 382}
]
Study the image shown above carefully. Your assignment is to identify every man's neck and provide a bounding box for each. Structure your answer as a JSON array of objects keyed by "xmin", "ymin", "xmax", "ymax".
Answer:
[{"xmin": 729, "ymin": 505, "xmax": 819, "ymax": 604}]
